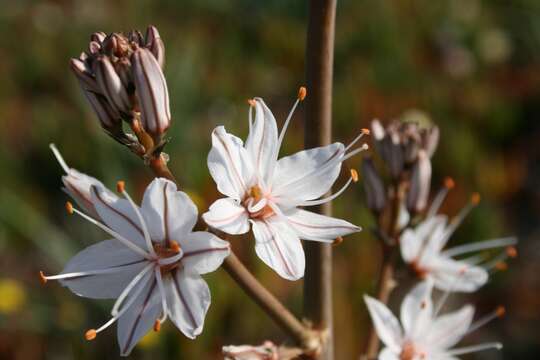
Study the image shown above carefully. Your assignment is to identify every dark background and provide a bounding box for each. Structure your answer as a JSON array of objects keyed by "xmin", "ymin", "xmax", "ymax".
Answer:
[{"xmin": 0, "ymin": 0, "xmax": 538, "ymax": 359}]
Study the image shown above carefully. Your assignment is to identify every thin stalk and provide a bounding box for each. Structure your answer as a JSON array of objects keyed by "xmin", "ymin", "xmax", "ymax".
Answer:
[{"xmin": 303, "ymin": 0, "xmax": 337, "ymax": 359}]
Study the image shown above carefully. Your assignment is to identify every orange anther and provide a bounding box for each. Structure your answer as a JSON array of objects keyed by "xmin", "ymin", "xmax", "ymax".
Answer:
[
  {"xmin": 116, "ymin": 180, "xmax": 125, "ymax": 193},
  {"xmin": 85, "ymin": 329, "xmax": 97, "ymax": 341},
  {"xmin": 332, "ymin": 236, "xmax": 344, "ymax": 246},
  {"xmin": 170, "ymin": 241, "xmax": 181, "ymax": 253},
  {"xmin": 350, "ymin": 169, "xmax": 359, "ymax": 183},
  {"xmin": 298, "ymin": 86, "xmax": 307, "ymax": 101},
  {"xmin": 421, "ymin": 300, "xmax": 427, "ymax": 309},
  {"xmin": 471, "ymin": 192, "xmax": 481, "ymax": 205},
  {"xmin": 444, "ymin": 177, "xmax": 455, "ymax": 189},
  {"xmin": 39, "ymin": 271, "xmax": 47, "ymax": 285},
  {"xmin": 506, "ymin": 246, "xmax": 518, "ymax": 258},
  {"xmin": 247, "ymin": 99, "xmax": 256, "ymax": 107},
  {"xmin": 361, "ymin": 128, "xmax": 370, "ymax": 135},
  {"xmin": 65, "ymin": 201, "xmax": 74, "ymax": 215},
  {"xmin": 495, "ymin": 262, "xmax": 508, "ymax": 271},
  {"xmin": 496, "ymin": 306, "xmax": 506, "ymax": 318},
  {"xmin": 153, "ymin": 320, "xmax": 161, "ymax": 332}
]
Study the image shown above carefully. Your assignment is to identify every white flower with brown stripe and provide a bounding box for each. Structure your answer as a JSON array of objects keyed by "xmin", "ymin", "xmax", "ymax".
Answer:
[
  {"xmin": 203, "ymin": 87, "xmax": 367, "ymax": 280},
  {"xmin": 40, "ymin": 176, "xmax": 230, "ymax": 356}
]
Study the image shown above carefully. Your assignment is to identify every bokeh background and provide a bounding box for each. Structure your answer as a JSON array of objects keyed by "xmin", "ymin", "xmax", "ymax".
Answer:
[{"xmin": 0, "ymin": 0, "xmax": 539, "ymax": 359}]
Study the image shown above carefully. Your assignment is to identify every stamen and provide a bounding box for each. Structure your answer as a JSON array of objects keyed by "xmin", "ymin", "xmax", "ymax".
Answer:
[
  {"xmin": 351, "ymin": 169, "xmax": 359, "ymax": 183},
  {"xmin": 49, "ymin": 143, "xmax": 70, "ymax": 174},
  {"xmin": 170, "ymin": 240, "xmax": 181, "ymax": 253},
  {"xmin": 298, "ymin": 175, "xmax": 355, "ymax": 207},
  {"xmin": 332, "ymin": 236, "xmax": 344, "ymax": 246},
  {"xmin": 85, "ymin": 329, "xmax": 97, "ymax": 341},
  {"xmin": 69, "ymin": 205, "xmax": 151, "ymax": 259},
  {"xmin": 493, "ymin": 262, "xmax": 508, "ymax": 272},
  {"xmin": 298, "ymin": 86, "xmax": 307, "ymax": 101},
  {"xmin": 41, "ymin": 265, "xmax": 144, "ymax": 282},
  {"xmin": 117, "ymin": 181, "xmax": 156, "ymax": 257},
  {"xmin": 481, "ymin": 248, "xmax": 515, "ymax": 272},
  {"xmin": 465, "ymin": 306, "xmax": 506, "ymax": 335},
  {"xmin": 441, "ymin": 194, "xmax": 481, "ymax": 244},
  {"xmin": 433, "ymin": 266, "xmax": 468, "ymax": 317},
  {"xmin": 66, "ymin": 201, "xmax": 74, "ymax": 215},
  {"xmin": 344, "ymin": 131, "xmax": 370, "ymax": 153},
  {"xmin": 39, "ymin": 271, "xmax": 47, "ymax": 285},
  {"xmin": 445, "ymin": 342, "xmax": 502, "ymax": 356},
  {"xmin": 426, "ymin": 177, "xmax": 454, "ymax": 218},
  {"xmin": 442, "ymin": 237, "xmax": 518, "ymax": 258},
  {"xmin": 506, "ymin": 246, "xmax": 518, "ymax": 258},
  {"xmin": 153, "ymin": 319, "xmax": 161, "ymax": 332},
  {"xmin": 111, "ymin": 263, "xmax": 154, "ymax": 316},
  {"xmin": 277, "ymin": 91, "xmax": 303, "ymax": 153},
  {"xmin": 155, "ymin": 268, "xmax": 169, "ymax": 329}
]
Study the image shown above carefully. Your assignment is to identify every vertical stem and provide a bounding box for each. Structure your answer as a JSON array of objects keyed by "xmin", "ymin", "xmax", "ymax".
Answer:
[{"xmin": 304, "ymin": 0, "xmax": 337, "ymax": 359}]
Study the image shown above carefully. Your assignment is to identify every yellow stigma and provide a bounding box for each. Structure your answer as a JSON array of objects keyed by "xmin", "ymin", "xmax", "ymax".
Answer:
[
  {"xmin": 85, "ymin": 329, "xmax": 97, "ymax": 341},
  {"xmin": 65, "ymin": 202, "xmax": 74, "ymax": 215},
  {"xmin": 116, "ymin": 180, "xmax": 126, "ymax": 193},
  {"xmin": 350, "ymin": 169, "xmax": 359, "ymax": 183},
  {"xmin": 298, "ymin": 86, "xmax": 307, "ymax": 101}
]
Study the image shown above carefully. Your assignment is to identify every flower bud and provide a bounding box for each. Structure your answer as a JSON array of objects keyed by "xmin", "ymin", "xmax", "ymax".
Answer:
[
  {"xmin": 128, "ymin": 30, "xmax": 144, "ymax": 46},
  {"xmin": 94, "ymin": 56, "xmax": 131, "ymax": 115},
  {"xmin": 131, "ymin": 47, "xmax": 171, "ymax": 139},
  {"xmin": 90, "ymin": 32, "xmax": 106, "ymax": 44},
  {"xmin": 145, "ymin": 25, "xmax": 165, "ymax": 68},
  {"xmin": 88, "ymin": 41, "xmax": 101, "ymax": 54},
  {"xmin": 362, "ymin": 157, "xmax": 386, "ymax": 213},
  {"xmin": 423, "ymin": 125, "xmax": 439, "ymax": 158},
  {"xmin": 407, "ymin": 150, "xmax": 432, "ymax": 213},
  {"xmin": 70, "ymin": 58, "xmax": 99, "ymax": 93},
  {"xmin": 81, "ymin": 88, "xmax": 121, "ymax": 130}
]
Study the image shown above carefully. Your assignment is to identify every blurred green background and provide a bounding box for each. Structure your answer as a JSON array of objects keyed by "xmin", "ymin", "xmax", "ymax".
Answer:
[{"xmin": 0, "ymin": 0, "xmax": 538, "ymax": 359}]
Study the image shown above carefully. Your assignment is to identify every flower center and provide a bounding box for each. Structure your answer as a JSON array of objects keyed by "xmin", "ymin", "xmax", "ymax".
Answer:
[
  {"xmin": 400, "ymin": 342, "xmax": 425, "ymax": 360},
  {"xmin": 410, "ymin": 260, "xmax": 429, "ymax": 279},
  {"xmin": 153, "ymin": 241, "xmax": 183, "ymax": 274},
  {"xmin": 244, "ymin": 185, "xmax": 275, "ymax": 220}
]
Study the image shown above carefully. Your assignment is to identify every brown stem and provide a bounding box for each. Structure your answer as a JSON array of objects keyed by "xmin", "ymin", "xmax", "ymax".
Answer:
[
  {"xmin": 303, "ymin": 0, "xmax": 337, "ymax": 359},
  {"xmin": 363, "ymin": 184, "xmax": 404, "ymax": 359},
  {"xmin": 223, "ymin": 253, "xmax": 319, "ymax": 350}
]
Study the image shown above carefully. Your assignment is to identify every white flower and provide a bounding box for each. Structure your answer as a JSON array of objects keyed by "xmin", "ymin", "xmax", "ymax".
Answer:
[
  {"xmin": 203, "ymin": 89, "xmax": 367, "ymax": 280},
  {"xmin": 50, "ymin": 143, "xmax": 116, "ymax": 219},
  {"xmin": 400, "ymin": 184, "xmax": 517, "ymax": 292},
  {"xmin": 40, "ymin": 177, "xmax": 230, "ymax": 356},
  {"xmin": 364, "ymin": 280, "xmax": 503, "ymax": 360}
]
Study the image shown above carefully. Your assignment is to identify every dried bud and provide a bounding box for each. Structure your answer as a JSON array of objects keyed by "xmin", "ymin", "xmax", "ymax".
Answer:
[
  {"xmin": 145, "ymin": 25, "xmax": 165, "ymax": 68},
  {"xmin": 407, "ymin": 150, "xmax": 432, "ymax": 213},
  {"xmin": 132, "ymin": 47, "xmax": 171, "ymax": 140},
  {"xmin": 94, "ymin": 56, "xmax": 132, "ymax": 115},
  {"xmin": 362, "ymin": 157, "xmax": 386, "ymax": 213}
]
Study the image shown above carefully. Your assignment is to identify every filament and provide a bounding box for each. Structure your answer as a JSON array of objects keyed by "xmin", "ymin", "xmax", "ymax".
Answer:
[
  {"xmin": 445, "ymin": 342, "xmax": 502, "ymax": 356},
  {"xmin": 154, "ymin": 268, "xmax": 169, "ymax": 324},
  {"xmin": 111, "ymin": 263, "xmax": 154, "ymax": 316},
  {"xmin": 49, "ymin": 143, "xmax": 70, "ymax": 173},
  {"xmin": 298, "ymin": 175, "xmax": 355, "ymax": 207},
  {"xmin": 464, "ymin": 306, "xmax": 505, "ymax": 335},
  {"xmin": 442, "ymin": 237, "xmax": 517, "ymax": 258}
]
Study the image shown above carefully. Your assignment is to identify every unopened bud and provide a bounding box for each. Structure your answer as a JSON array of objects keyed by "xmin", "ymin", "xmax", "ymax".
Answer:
[
  {"xmin": 361, "ymin": 157, "xmax": 386, "ymax": 213},
  {"xmin": 81, "ymin": 89, "xmax": 122, "ymax": 129},
  {"xmin": 90, "ymin": 32, "xmax": 106, "ymax": 44},
  {"xmin": 371, "ymin": 119, "xmax": 385, "ymax": 141},
  {"xmin": 128, "ymin": 30, "xmax": 144, "ymax": 46},
  {"xmin": 145, "ymin": 25, "xmax": 165, "ymax": 69},
  {"xmin": 94, "ymin": 56, "xmax": 131, "ymax": 115},
  {"xmin": 132, "ymin": 48, "xmax": 171, "ymax": 140},
  {"xmin": 407, "ymin": 150, "xmax": 432, "ymax": 213},
  {"xmin": 70, "ymin": 58, "xmax": 99, "ymax": 93},
  {"xmin": 88, "ymin": 41, "xmax": 101, "ymax": 54}
]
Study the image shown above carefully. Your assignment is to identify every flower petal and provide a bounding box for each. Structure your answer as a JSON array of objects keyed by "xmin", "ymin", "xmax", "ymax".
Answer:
[
  {"xmin": 202, "ymin": 198, "xmax": 250, "ymax": 235},
  {"xmin": 91, "ymin": 184, "xmax": 147, "ymax": 248},
  {"xmin": 379, "ymin": 347, "xmax": 399, "ymax": 360},
  {"xmin": 165, "ymin": 269, "xmax": 211, "ymax": 339},
  {"xmin": 364, "ymin": 295, "xmax": 403, "ymax": 352},
  {"xmin": 400, "ymin": 229, "xmax": 421, "ymax": 263},
  {"xmin": 252, "ymin": 219, "xmax": 305, "ymax": 281},
  {"xmin": 430, "ymin": 258, "xmax": 488, "ymax": 292},
  {"xmin": 208, "ymin": 126, "xmax": 254, "ymax": 199},
  {"xmin": 181, "ymin": 231, "xmax": 230, "ymax": 274},
  {"xmin": 141, "ymin": 178, "xmax": 198, "ymax": 244},
  {"xmin": 271, "ymin": 143, "xmax": 344, "ymax": 204},
  {"xmin": 425, "ymin": 305, "xmax": 474, "ymax": 349},
  {"xmin": 59, "ymin": 240, "xmax": 147, "ymax": 299},
  {"xmin": 400, "ymin": 280, "xmax": 433, "ymax": 337},
  {"xmin": 245, "ymin": 98, "xmax": 279, "ymax": 183},
  {"xmin": 117, "ymin": 276, "xmax": 161, "ymax": 356},
  {"xmin": 286, "ymin": 209, "xmax": 361, "ymax": 242}
]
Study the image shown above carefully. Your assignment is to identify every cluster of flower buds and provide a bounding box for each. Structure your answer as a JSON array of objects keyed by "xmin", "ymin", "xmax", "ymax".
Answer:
[
  {"xmin": 362, "ymin": 119, "xmax": 439, "ymax": 216},
  {"xmin": 70, "ymin": 25, "xmax": 170, "ymax": 157}
]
